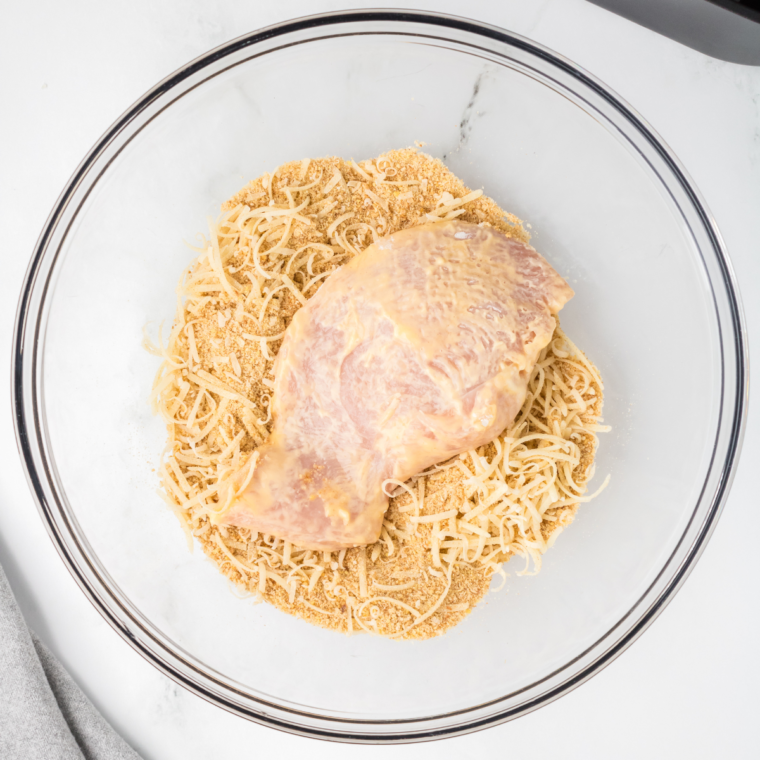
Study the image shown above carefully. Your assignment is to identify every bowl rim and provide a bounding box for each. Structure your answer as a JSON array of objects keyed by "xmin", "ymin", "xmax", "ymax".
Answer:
[{"xmin": 11, "ymin": 7, "xmax": 749, "ymax": 743}]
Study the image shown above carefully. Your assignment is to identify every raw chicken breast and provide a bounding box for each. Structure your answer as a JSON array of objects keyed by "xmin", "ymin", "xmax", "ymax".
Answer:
[{"xmin": 216, "ymin": 221, "xmax": 574, "ymax": 550}]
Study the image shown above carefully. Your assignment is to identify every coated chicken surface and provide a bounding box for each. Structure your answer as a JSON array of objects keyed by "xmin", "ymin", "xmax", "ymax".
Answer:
[{"xmin": 216, "ymin": 221, "xmax": 574, "ymax": 549}]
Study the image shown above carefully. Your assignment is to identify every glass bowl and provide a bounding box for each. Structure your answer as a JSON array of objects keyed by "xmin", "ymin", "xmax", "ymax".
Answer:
[{"xmin": 13, "ymin": 10, "xmax": 747, "ymax": 743}]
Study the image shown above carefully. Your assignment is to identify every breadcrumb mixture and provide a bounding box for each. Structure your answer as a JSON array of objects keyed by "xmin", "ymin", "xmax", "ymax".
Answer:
[{"xmin": 149, "ymin": 149, "xmax": 608, "ymax": 640}]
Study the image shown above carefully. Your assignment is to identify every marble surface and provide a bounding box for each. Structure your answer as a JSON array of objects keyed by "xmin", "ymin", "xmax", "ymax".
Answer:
[{"xmin": 1, "ymin": 0, "xmax": 758, "ymax": 757}]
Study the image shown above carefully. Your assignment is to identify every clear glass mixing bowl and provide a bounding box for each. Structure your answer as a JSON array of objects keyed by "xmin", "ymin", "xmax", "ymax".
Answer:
[{"xmin": 13, "ymin": 10, "xmax": 747, "ymax": 742}]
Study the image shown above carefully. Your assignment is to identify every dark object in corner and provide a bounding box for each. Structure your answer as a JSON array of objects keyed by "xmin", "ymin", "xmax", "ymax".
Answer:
[{"xmin": 588, "ymin": 0, "xmax": 760, "ymax": 65}]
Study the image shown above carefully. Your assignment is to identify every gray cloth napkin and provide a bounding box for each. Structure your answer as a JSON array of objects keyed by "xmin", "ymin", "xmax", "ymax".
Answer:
[{"xmin": 0, "ymin": 564, "xmax": 142, "ymax": 760}]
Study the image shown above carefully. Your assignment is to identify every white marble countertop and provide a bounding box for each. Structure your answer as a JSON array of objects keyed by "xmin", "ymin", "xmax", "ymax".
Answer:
[{"xmin": 1, "ymin": 1, "xmax": 758, "ymax": 757}]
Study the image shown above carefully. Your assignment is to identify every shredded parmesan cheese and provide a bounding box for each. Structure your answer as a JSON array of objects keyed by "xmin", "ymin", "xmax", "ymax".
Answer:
[{"xmin": 149, "ymin": 149, "xmax": 608, "ymax": 641}]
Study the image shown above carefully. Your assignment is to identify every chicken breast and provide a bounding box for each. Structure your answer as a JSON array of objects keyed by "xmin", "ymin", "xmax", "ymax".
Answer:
[{"xmin": 215, "ymin": 221, "xmax": 574, "ymax": 550}]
